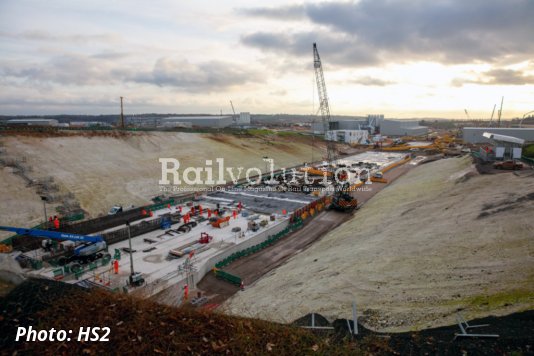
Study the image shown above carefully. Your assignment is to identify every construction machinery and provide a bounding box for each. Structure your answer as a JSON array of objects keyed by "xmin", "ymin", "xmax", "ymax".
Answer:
[
  {"xmin": 168, "ymin": 233, "xmax": 213, "ymax": 258},
  {"xmin": 230, "ymin": 100, "xmax": 237, "ymax": 124},
  {"xmin": 313, "ymin": 43, "xmax": 358, "ymax": 212},
  {"xmin": 0, "ymin": 226, "xmax": 108, "ymax": 266},
  {"xmin": 497, "ymin": 96, "xmax": 504, "ymax": 128},
  {"xmin": 211, "ymin": 216, "xmax": 230, "ymax": 228}
]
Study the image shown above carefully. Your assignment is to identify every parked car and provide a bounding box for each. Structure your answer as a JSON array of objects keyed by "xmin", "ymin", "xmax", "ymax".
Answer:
[{"xmin": 493, "ymin": 160, "xmax": 523, "ymax": 170}]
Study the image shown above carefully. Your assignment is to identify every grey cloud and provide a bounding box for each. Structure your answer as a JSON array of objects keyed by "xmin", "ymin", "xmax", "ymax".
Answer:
[
  {"xmin": 240, "ymin": 0, "xmax": 534, "ymax": 66},
  {"xmin": 241, "ymin": 32, "xmax": 379, "ymax": 67},
  {"xmin": 350, "ymin": 76, "xmax": 395, "ymax": 86},
  {"xmin": 1, "ymin": 55, "xmax": 119, "ymax": 86},
  {"xmin": 1, "ymin": 55, "xmax": 262, "ymax": 91},
  {"xmin": 0, "ymin": 30, "xmax": 121, "ymax": 43},
  {"xmin": 483, "ymin": 69, "xmax": 534, "ymax": 85},
  {"xmin": 239, "ymin": 5, "xmax": 305, "ymax": 19},
  {"xmin": 453, "ymin": 68, "xmax": 534, "ymax": 86},
  {"xmin": 129, "ymin": 58, "xmax": 264, "ymax": 91}
]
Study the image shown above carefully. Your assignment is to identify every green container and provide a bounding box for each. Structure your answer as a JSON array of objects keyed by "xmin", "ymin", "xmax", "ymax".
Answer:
[
  {"xmin": 101, "ymin": 254, "xmax": 111, "ymax": 266},
  {"xmin": 53, "ymin": 268, "xmax": 64, "ymax": 278},
  {"xmin": 31, "ymin": 260, "xmax": 43, "ymax": 270}
]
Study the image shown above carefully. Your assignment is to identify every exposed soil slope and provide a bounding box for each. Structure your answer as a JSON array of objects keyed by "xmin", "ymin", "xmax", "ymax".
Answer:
[
  {"xmin": 0, "ymin": 132, "xmax": 321, "ymax": 225},
  {"xmin": 225, "ymin": 157, "xmax": 534, "ymax": 331}
]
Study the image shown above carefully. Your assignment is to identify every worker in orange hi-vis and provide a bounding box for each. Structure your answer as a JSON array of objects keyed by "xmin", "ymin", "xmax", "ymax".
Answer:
[
  {"xmin": 113, "ymin": 260, "xmax": 119, "ymax": 274},
  {"xmin": 282, "ymin": 209, "xmax": 287, "ymax": 215},
  {"xmin": 167, "ymin": 203, "xmax": 171, "ymax": 210},
  {"xmin": 149, "ymin": 211, "xmax": 154, "ymax": 217},
  {"xmin": 178, "ymin": 206, "xmax": 182, "ymax": 213},
  {"xmin": 183, "ymin": 284, "xmax": 189, "ymax": 301},
  {"xmin": 232, "ymin": 210, "xmax": 237, "ymax": 219},
  {"xmin": 191, "ymin": 206, "xmax": 195, "ymax": 215},
  {"xmin": 53, "ymin": 216, "xmax": 60, "ymax": 230},
  {"xmin": 141, "ymin": 209, "xmax": 147, "ymax": 216},
  {"xmin": 198, "ymin": 205, "xmax": 203, "ymax": 215},
  {"xmin": 207, "ymin": 208, "xmax": 211, "ymax": 218},
  {"xmin": 214, "ymin": 209, "xmax": 218, "ymax": 217},
  {"xmin": 237, "ymin": 201, "xmax": 242, "ymax": 211}
]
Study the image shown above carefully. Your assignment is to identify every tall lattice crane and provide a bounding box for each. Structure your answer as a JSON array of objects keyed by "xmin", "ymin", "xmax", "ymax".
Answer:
[{"xmin": 313, "ymin": 43, "xmax": 336, "ymax": 165}]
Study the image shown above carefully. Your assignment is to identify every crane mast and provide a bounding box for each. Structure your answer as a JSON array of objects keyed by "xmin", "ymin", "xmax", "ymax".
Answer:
[
  {"xmin": 313, "ymin": 43, "xmax": 336, "ymax": 165},
  {"xmin": 230, "ymin": 100, "xmax": 237, "ymax": 123}
]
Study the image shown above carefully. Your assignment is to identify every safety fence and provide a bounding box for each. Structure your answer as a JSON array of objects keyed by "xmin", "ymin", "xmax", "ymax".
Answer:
[
  {"xmin": 214, "ymin": 217, "xmax": 303, "ymax": 270},
  {"xmin": 213, "ymin": 269, "xmax": 242, "ymax": 286}
]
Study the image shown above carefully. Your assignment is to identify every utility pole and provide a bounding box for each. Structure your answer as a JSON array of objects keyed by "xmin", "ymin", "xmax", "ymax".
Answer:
[
  {"xmin": 126, "ymin": 221, "xmax": 134, "ymax": 282},
  {"xmin": 120, "ymin": 96, "xmax": 125, "ymax": 129}
]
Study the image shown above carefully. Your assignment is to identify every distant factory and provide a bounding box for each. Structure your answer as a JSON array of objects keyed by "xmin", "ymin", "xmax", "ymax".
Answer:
[
  {"xmin": 5, "ymin": 118, "xmax": 59, "ymax": 126},
  {"xmin": 312, "ymin": 114, "xmax": 428, "ymax": 140},
  {"xmin": 380, "ymin": 119, "xmax": 428, "ymax": 136}
]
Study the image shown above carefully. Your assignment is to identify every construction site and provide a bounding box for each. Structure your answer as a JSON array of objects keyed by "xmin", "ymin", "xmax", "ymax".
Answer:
[{"xmin": 1, "ymin": 43, "xmax": 533, "ymax": 355}]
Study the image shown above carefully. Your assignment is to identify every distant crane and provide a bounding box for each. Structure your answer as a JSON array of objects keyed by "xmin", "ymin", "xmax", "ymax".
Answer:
[
  {"xmin": 313, "ymin": 43, "xmax": 336, "ymax": 165},
  {"xmin": 489, "ymin": 104, "xmax": 496, "ymax": 127},
  {"xmin": 229, "ymin": 100, "xmax": 237, "ymax": 123},
  {"xmin": 119, "ymin": 96, "xmax": 125, "ymax": 128},
  {"xmin": 497, "ymin": 96, "xmax": 504, "ymax": 128},
  {"xmin": 313, "ymin": 43, "xmax": 357, "ymax": 212},
  {"xmin": 464, "ymin": 109, "xmax": 471, "ymax": 120}
]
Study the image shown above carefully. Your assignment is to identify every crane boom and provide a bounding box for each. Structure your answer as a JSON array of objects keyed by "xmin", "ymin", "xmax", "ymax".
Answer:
[
  {"xmin": 489, "ymin": 104, "xmax": 496, "ymax": 126},
  {"xmin": 230, "ymin": 100, "xmax": 237, "ymax": 123},
  {"xmin": 0, "ymin": 226, "xmax": 103, "ymax": 243},
  {"xmin": 313, "ymin": 43, "xmax": 336, "ymax": 165},
  {"xmin": 497, "ymin": 96, "xmax": 504, "ymax": 128},
  {"xmin": 464, "ymin": 109, "xmax": 471, "ymax": 120}
]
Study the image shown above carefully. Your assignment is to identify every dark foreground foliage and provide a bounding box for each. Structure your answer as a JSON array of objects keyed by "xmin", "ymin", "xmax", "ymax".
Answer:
[{"xmin": 1, "ymin": 279, "xmax": 532, "ymax": 355}]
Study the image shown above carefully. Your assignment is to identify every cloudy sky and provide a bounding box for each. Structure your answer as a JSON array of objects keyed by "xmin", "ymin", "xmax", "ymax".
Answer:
[{"xmin": 1, "ymin": 0, "xmax": 533, "ymax": 118}]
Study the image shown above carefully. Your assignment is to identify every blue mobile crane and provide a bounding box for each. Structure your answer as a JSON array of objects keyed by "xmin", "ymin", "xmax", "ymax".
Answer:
[{"xmin": 0, "ymin": 226, "xmax": 108, "ymax": 266}]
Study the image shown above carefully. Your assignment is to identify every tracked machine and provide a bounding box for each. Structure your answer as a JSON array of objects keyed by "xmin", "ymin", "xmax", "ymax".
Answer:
[{"xmin": 313, "ymin": 43, "xmax": 358, "ymax": 212}]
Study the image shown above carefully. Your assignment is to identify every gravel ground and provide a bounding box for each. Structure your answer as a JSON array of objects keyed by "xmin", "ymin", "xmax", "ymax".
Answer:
[{"xmin": 224, "ymin": 156, "xmax": 534, "ymax": 331}]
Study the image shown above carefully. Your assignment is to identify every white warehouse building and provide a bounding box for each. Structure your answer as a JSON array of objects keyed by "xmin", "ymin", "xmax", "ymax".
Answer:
[
  {"xmin": 237, "ymin": 112, "xmax": 251, "ymax": 125},
  {"xmin": 6, "ymin": 118, "xmax": 59, "ymax": 126},
  {"xmin": 159, "ymin": 116, "xmax": 233, "ymax": 128},
  {"xmin": 380, "ymin": 119, "xmax": 428, "ymax": 136}
]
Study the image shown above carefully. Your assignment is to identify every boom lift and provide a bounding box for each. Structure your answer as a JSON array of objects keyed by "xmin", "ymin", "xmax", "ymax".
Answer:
[{"xmin": 0, "ymin": 226, "xmax": 108, "ymax": 266}]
